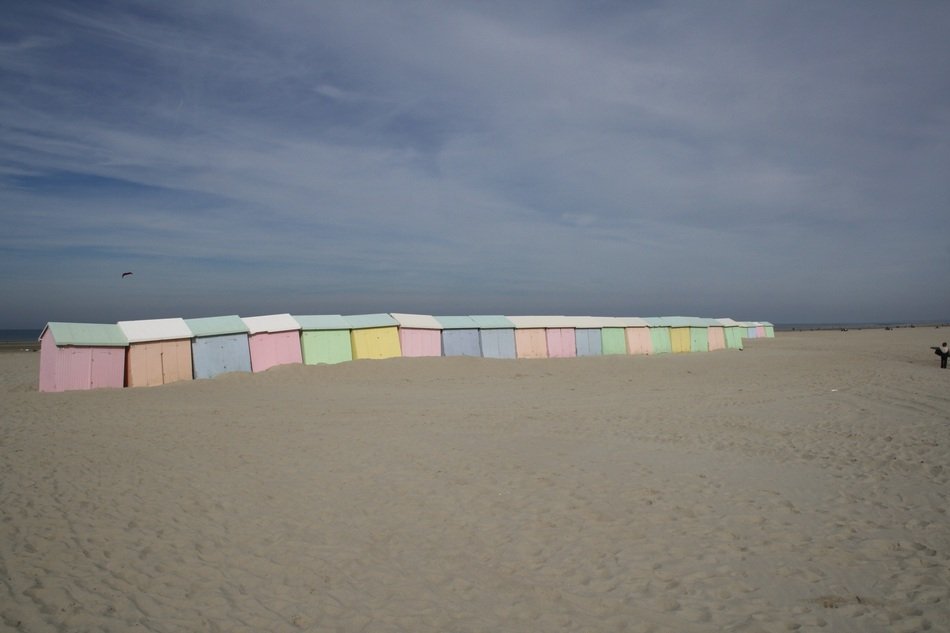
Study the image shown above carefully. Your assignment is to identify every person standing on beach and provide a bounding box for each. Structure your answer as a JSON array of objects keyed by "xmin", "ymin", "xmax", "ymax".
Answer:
[{"xmin": 934, "ymin": 342, "xmax": 950, "ymax": 368}]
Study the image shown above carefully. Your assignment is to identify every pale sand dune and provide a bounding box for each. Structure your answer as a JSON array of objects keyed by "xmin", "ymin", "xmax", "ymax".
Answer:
[{"xmin": 1, "ymin": 329, "xmax": 948, "ymax": 632}]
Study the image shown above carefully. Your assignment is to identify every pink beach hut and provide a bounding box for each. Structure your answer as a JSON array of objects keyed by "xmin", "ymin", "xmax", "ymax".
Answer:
[
  {"xmin": 38, "ymin": 322, "xmax": 128, "ymax": 392},
  {"xmin": 241, "ymin": 314, "xmax": 303, "ymax": 373},
  {"xmin": 704, "ymin": 318, "xmax": 727, "ymax": 351},
  {"xmin": 118, "ymin": 318, "xmax": 194, "ymax": 388},
  {"xmin": 619, "ymin": 317, "xmax": 654, "ymax": 355},
  {"xmin": 544, "ymin": 316, "xmax": 577, "ymax": 358},
  {"xmin": 390, "ymin": 313, "xmax": 443, "ymax": 357},
  {"xmin": 507, "ymin": 316, "xmax": 550, "ymax": 359}
]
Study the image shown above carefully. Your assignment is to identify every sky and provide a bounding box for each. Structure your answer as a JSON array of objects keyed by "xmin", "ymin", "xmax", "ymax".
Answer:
[{"xmin": 2, "ymin": 1, "xmax": 949, "ymax": 327}]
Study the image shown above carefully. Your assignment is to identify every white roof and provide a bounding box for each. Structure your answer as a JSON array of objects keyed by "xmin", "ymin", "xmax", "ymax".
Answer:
[
  {"xmin": 241, "ymin": 313, "xmax": 301, "ymax": 334},
  {"xmin": 617, "ymin": 317, "xmax": 651, "ymax": 327},
  {"xmin": 118, "ymin": 317, "xmax": 192, "ymax": 343},
  {"xmin": 506, "ymin": 315, "xmax": 562, "ymax": 329},
  {"xmin": 389, "ymin": 313, "xmax": 443, "ymax": 329},
  {"xmin": 715, "ymin": 318, "xmax": 741, "ymax": 327}
]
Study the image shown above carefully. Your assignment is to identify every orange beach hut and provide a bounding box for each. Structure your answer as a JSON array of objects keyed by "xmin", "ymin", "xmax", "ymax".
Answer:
[{"xmin": 118, "ymin": 318, "xmax": 194, "ymax": 387}]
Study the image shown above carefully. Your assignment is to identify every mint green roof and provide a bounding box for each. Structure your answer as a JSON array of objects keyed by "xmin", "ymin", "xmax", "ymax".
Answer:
[
  {"xmin": 293, "ymin": 314, "xmax": 351, "ymax": 330},
  {"xmin": 469, "ymin": 315, "xmax": 515, "ymax": 329},
  {"xmin": 184, "ymin": 315, "xmax": 248, "ymax": 337},
  {"xmin": 435, "ymin": 315, "xmax": 479, "ymax": 329},
  {"xmin": 42, "ymin": 322, "xmax": 128, "ymax": 347},
  {"xmin": 344, "ymin": 313, "xmax": 398, "ymax": 329}
]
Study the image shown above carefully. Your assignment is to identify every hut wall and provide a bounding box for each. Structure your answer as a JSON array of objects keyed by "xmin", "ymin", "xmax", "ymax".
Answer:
[
  {"xmin": 689, "ymin": 328, "xmax": 709, "ymax": 352},
  {"xmin": 191, "ymin": 333, "xmax": 251, "ymax": 379},
  {"xmin": 625, "ymin": 327, "xmax": 653, "ymax": 355},
  {"xmin": 756, "ymin": 325, "xmax": 767, "ymax": 338},
  {"xmin": 649, "ymin": 328, "xmax": 672, "ymax": 354},
  {"xmin": 127, "ymin": 339, "xmax": 193, "ymax": 387},
  {"xmin": 515, "ymin": 329, "xmax": 548, "ymax": 358},
  {"xmin": 247, "ymin": 331, "xmax": 303, "ymax": 373},
  {"xmin": 600, "ymin": 328, "xmax": 627, "ymax": 355},
  {"xmin": 442, "ymin": 330, "xmax": 482, "ymax": 357},
  {"xmin": 399, "ymin": 329, "xmax": 442, "ymax": 357},
  {"xmin": 39, "ymin": 332, "xmax": 125, "ymax": 392},
  {"xmin": 670, "ymin": 328, "xmax": 692, "ymax": 353},
  {"xmin": 706, "ymin": 326, "xmax": 726, "ymax": 352},
  {"xmin": 350, "ymin": 327, "xmax": 402, "ymax": 360},
  {"xmin": 479, "ymin": 329, "xmax": 516, "ymax": 359},
  {"xmin": 545, "ymin": 328, "xmax": 576, "ymax": 358},
  {"xmin": 575, "ymin": 328, "xmax": 602, "ymax": 356},
  {"xmin": 724, "ymin": 328, "xmax": 744, "ymax": 350},
  {"xmin": 301, "ymin": 330, "xmax": 353, "ymax": 365}
]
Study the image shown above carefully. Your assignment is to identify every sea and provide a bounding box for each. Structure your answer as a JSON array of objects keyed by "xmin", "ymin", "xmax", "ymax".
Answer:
[{"xmin": 0, "ymin": 329, "xmax": 42, "ymax": 343}]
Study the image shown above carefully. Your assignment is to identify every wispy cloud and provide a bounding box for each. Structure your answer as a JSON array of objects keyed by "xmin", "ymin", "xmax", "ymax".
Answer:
[{"xmin": 2, "ymin": 1, "xmax": 949, "ymax": 325}]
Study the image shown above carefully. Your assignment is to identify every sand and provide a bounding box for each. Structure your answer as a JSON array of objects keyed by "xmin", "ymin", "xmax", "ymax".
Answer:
[{"xmin": 1, "ymin": 329, "xmax": 948, "ymax": 632}]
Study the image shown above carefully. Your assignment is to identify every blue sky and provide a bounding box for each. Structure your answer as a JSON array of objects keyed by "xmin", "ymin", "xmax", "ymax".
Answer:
[{"xmin": 2, "ymin": 1, "xmax": 949, "ymax": 327}]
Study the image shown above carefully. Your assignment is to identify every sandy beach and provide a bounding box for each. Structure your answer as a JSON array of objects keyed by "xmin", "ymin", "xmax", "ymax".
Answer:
[{"xmin": 1, "ymin": 329, "xmax": 948, "ymax": 632}]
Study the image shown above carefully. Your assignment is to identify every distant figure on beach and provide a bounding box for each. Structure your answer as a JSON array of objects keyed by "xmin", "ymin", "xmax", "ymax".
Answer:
[{"xmin": 933, "ymin": 342, "xmax": 949, "ymax": 368}]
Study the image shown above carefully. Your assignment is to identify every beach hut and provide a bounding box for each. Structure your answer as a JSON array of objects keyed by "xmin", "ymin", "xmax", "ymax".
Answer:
[
  {"xmin": 391, "ymin": 313, "xmax": 443, "ymax": 357},
  {"xmin": 507, "ymin": 316, "xmax": 550, "ymax": 359},
  {"xmin": 569, "ymin": 316, "xmax": 603, "ymax": 357},
  {"xmin": 661, "ymin": 317, "xmax": 694, "ymax": 353},
  {"xmin": 543, "ymin": 316, "xmax": 577, "ymax": 358},
  {"xmin": 738, "ymin": 321, "xmax": 758, "ymax": 339},
  {"xmin": 346, "ymin": 314, "xmax": 402, "ymax": 360},
  {"xmin": 119, "ymin": 318, "xmax": 194, "ymax": 387},
  {"xmin": 470, "ymin": 315, "xmax": 517, "ymax": 359},
  {"xmin": 715, "ymin": 318, "xmax": 745, "ymax": 350},
  {"xmin": 704, "ymin": 318, "xmax": 727, "ymax": 352},
  {"xmin": 762, "ymin": 322, "xmax": 775, "ymax": 338},
  {"xmin": 295, "ymin": 315, "xmax": 353, "ymax": 365},
  {"xmin": 38, "ymin": 322, "xmax": 128, "ymax": 392},
  {"xmin": 241, "ymin": 314, "xmax": 302, "ymax": 373},
  {"xmin": 435, "ymin": 316, "xmax": 482, "ymax": 357},
  {"xmin": 620, "ymin": 317, "xmax": 654, "ymax": 355},
  {"xmin": 598, "ymin": 317, "xmax": 629, "ymax": 355},
  {"xmin": 643, "ymin": 318, "xmax": 672, "ymax": 354},
  {"xmin": 184, "ymin": 315, "xmax": 251, "ymax": 379}
]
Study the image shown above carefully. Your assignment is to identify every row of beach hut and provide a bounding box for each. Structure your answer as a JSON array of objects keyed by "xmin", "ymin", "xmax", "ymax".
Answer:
[{"xmin": 37, "ymin": 314, "xmax": 774, "ymax": 392}]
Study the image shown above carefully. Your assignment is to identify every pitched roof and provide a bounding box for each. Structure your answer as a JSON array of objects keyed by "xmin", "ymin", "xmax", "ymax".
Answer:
[
  {"xmin": 390, "ymin": 313, "xmax": 443, "ymax": 329},
  {"xmin": 344, "ymin": 313, "xmax": 398, "ymax": 329},
  {"xmin": 118, "ymin": 318, "xmax": 192, "ymax": 343},
  {"xmin": 41, "ymin": 322, "xmax": 128, "ymax": 347},
  {"xmin": 241, "ymin": 313, "xmax": 301, "ymax": 334},
  {"xmin": 293, "ymin": 314, "xmax": 351, "ymax": 331},
  {"xmin": 184, "ymin": 315, "xmax": 249, "ymax": 337},
  {"xmin": 468, "ymin": 315, "xmax": 515, "ymax": 329},
  {"xmin": 434, "ymin": 315, "xmax": 479, "ymax": 329}
]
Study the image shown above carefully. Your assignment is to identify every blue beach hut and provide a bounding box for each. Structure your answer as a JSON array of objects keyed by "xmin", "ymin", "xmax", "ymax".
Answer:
[
  {"xmin": 184, "ymin": 315, "xmax": 252, "ymax": 379},
  {"xmin": 470, "ymin": 315, "xmax": 516, "ymax": 359},
  {"xmin": 435, "ymin": 316, "xmax": 482, "ymax": 357}
]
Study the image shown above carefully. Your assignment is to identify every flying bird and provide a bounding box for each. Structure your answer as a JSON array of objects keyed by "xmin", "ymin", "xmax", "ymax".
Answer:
[{"xmin": 121, "ymin": 271, "xmax": 133, "ymax": 278}]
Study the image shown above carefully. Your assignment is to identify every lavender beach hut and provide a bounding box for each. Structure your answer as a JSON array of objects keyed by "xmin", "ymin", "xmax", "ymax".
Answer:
[
  {"xmin": 295, "ymin": 315, "xmax": 353, "ymax": 365},
  {"xmin": 435, "ymin": 316, "xmax": 482, "ymax": 357},
  {"xmin": 119, "ymin": 318, "xmax": 194, "ymax": 387},
  {"xmin": 185, "ymin": 315, "xmax": 252, "ymax": 379},
  {"xmin": 241, "ymin": 314, "xmax": 303, "ymax": 373},
  {"xmin": 38, "ymin": 322, "xmax": 128, "ymax": 392},
  {"xmin": 391, "ymin": 313, "xmax": 443, "ymax": 357},
  {"xmin": 570, "ymin": 317, "xmax": 604, "ymax": 357},
  {"xmin": 470, "ymin": 315, "xmax": 516, "ymax": 359}
]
